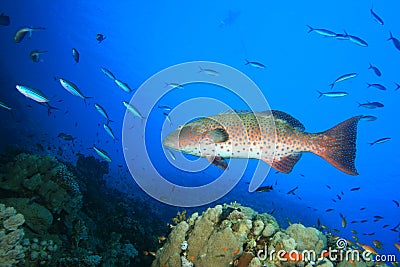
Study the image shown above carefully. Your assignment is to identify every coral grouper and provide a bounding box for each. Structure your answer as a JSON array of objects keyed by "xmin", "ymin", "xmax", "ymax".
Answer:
[{"xmin": 163, "ymin": 110, "xmax": 362, "ymax": 175}]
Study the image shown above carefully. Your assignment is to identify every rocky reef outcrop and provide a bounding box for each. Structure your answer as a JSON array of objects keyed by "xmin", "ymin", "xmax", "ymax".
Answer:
[{"xmin": 152, "ymin": 203, "xmax": 377, "ymax": 267}]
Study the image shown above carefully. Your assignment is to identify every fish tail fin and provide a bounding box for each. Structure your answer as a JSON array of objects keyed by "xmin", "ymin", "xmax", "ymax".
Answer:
[
  {"xmin": 366, "ymin": 83, "xmax": 372, "ymax": 88},
  {"xmin": 387, "ymin": 31, "xmax": 393, "ymax": 41},
  {"xmin": 317, "ymin": 90, "xmax": 323, "ymax": 98},
  {"xmin": 46, "ymin": 103, "xmax": 59, "ymax": 115},
  {"xmin": 312, "ymin": 116, "xmax": 363, "ymax": 175},
  {"xmin": 245, "ymin": 59, "xmax": 250, "ymax": 65},
  {"xmin": 395, "ymin": 82, "xmax": 400, "ymax": 91},
  {"xmin": 368, "ymin": 62, "xmax": 372, "ymax": 69},
  {"xmin": 306, "ymin": 25, "xmax": 314, "ymax": 33},
  {"xmin": 83, "ymin": 96, "xmax": 93, "ymax": 105},
  {"xmin": 329, "ymin": 83, "xmax": 335, "ymax": 89}
]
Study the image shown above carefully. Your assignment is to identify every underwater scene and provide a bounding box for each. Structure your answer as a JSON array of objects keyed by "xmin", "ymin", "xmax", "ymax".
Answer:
[{"xmin": 0, "ymin": 0, "xmax": 399, "ymax": 266}]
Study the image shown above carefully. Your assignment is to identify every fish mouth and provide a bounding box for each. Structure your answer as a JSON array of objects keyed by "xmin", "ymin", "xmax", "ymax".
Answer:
[{"xmin": 162, "ymin": 131, "xmax": 179, "ymax": 150}]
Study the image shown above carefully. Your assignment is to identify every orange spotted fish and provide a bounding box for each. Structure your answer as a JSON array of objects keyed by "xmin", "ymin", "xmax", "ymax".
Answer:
[{"xmin": 162, "ymin": 110, "xmax": 362, "ymax": 175}]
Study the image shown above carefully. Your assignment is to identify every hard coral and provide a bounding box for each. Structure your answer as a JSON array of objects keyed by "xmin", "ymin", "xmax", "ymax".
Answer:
[{"xmin": 0, "ymin": 203, "xmax": 25, "ymax": 267}]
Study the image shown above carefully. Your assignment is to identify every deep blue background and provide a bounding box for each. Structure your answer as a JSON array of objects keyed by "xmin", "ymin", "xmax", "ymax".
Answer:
[{"xmin": 0, "ymin": 0, "xmax": 399, "ymax": 258}]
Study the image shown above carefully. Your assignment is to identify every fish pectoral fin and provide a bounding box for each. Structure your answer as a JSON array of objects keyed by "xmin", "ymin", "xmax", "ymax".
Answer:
[
  {"xmin": 264, "ymin": 153, "xmax": 302, "ymax": 174},
  {"xmin": 208, "ymin": 128, "xmax": 229, "ymax": 143},
  {"xmin": 206, "ymin": 156, "xmax": 228, "ymax": 170}
]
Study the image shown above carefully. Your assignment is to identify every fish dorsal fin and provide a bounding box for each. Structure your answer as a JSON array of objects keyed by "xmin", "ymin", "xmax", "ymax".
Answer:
[
  {"xmin": 208, "ymin": 128, "xmax": 229, "ymax": 143},
  {"xmin": 266, "ymin": 153, "xmax": 302, "ymax": 173},
  {"xmin": 271, "ymin": 110, "xmax": 305, "ymax": 131}
]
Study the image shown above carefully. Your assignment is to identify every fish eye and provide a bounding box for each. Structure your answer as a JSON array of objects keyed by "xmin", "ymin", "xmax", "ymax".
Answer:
[{"xmin": 178, "ymin": 125, "xmax": 183, "ymax": 129}]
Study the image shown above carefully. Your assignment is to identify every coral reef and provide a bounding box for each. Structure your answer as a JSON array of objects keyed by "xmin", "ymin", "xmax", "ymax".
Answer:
[
  {"xmin": 151, "ymin": 203, "xmax": 375, "ymax": 267},
  {"xmin": 0, "ymin": 151, "xmax": 166, "ymax": 267},
  {"xmin": 0, "ymin": 203, "xmax": 25, "ymax": 267}
]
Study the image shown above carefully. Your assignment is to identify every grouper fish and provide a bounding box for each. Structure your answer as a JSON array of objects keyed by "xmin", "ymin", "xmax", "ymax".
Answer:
[{"xmin": 162, "ymin": 110, "xmax": 362, "ymax": 175}]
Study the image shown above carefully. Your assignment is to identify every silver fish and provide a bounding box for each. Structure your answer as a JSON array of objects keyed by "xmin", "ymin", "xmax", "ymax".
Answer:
[
  {"xmin": 123, "ymin": 101, "xmax": 144, "ymax": 119},
  {"xmin": 0, "ymin": 100, "xmax": 12, "ymax": 110},
  {"xmin": 347, "ymin": 34, "xmax": 368, "ymax": 47},
  {"xmin": 366, "ymin": 83, "xmax": 386, "ymax": 91},
  {"xmin": 330, "ymin": 73, "xmax": 357, "ymax": 89},
  {"xmin": 114, "ymin": 79, "xmax": 132, "ymax": 92},
  {"xmin": 72, "ymin": 48, "xmax": 79, "ymax": 63},
  {"xmin": 58, "ymin": 78, "xmax": 91, "ymax": 104},
  {"xmin": 368, "ymin": 63, "xmax": 381, "ymax": 77},
  {"xmin": 101, "ymin": 67, "xmax": 116, "ymax": 80},
  {"xmin": 370, "ymin": 8, "xmax": 384, "ymax": 25},
  {"xmin": 14, "ymin": 27, "xmax": 45, "ymax": 43},
  {"xmin": 94, "ymin": 103, "xmax": 112, "ymax": 123},
  {"xmin": 317, "ymin": 91, "xmax": 348, "ymax": 98},
  {"xmin": 93, "ymin": 145, "xmax": 112, "ymax": 162},
  {"xmin": 307, "ymin": 25, "xmax": 336, "ymax": 37},
  {"xmin": 16, "ymin": 85, "xmax": 49, "ymax": 103},
  {"xmin": 103, "ymin": 123, "xmax": 118, "ymax": 141}
]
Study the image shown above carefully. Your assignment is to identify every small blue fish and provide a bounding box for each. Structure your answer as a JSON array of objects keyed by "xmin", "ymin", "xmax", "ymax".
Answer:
[
  {"xmin": 387, "ymin": 32, "xmax": 400, "ymax": 51},
  {"xmin": 368, "ymin": 63, "xmax": 382, "ymax": 77},
  {"xmin": 198, "ymin": 67, "xmax": 219, "ymax": 76},
  {"xmin": 101, "ymin": 67, "xmax": 116, "ymax": 80},
  {"xmin": 158, "ymin": 105, "xmax": 172, "ymax": 111},
  {"xmin": 72, "ymin": 48, "xmax": 79, "ymax": 63},
  {"xmin": 361, "ymin": 115, "xmax": 377, "ymax": 122},
  {"xmin": 164, "ymin": 82, "xmax": 184, "ymax": 90},
  {"xmin": 330, "ymin": 73, "xmax": 358, "ymax": 89},
  {"xmin": 114, "ymin": 79, "xmax": 132, "ymax": 92},
  {"xmin": 0, "ymin": 100, "xmax": 12, "ymax": 111},
  {"xmin": 358, "ymin": 101, "xmax": 384, "ymax": 109},
  {"xmin": 123, "ymin": 101, "xmax": 144, "ymax": 119},
  {"xmin": 94, "ymin": 103, "xmax": 112, "ymax": 123},
  {"xmin": 307, "ymin": 25, "xmax": 336, "ymax": 37},
  {"xmin": 368, "ymin": 137, "xmax": 391, "ymax": 146},
  {"xmin": 347, "ymin": 34, "xmax": 368, "ymax": 47},
  {"xmin": 59, "ymin": 78, "xmax": 91, "ymax": 104},
  {"xmin": 245, "ymin": 59, "xmax": 266, "ymax": 69},
  {"xmin": 366, "ymin": 83, "xmax": 386, "ymax": 91},
  {"xmin": 317, "ymin": 91, "xmax": 348, "ymax": 98},
  {"xmin": 370, "ymin": 8, "xmax": 384, "ymax": 25},
  {"xmin": 93, "ymin": 145, "xmax": 112, "ymax": 162},
  {"xmin": 103, "ymin": 123, "xmax": 118, "ymax": 141}
]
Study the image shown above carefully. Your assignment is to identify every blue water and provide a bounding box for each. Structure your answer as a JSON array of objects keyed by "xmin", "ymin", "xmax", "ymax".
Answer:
[{"xmin": 1, "ymin": 0, "xmax": 399, "ymax": 259}]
